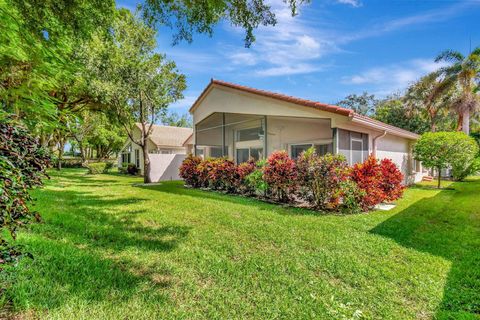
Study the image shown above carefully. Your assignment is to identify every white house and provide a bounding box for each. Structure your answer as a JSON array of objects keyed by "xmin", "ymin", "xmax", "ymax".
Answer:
[
  {"xmin": 118, "ymin": 123, "xmax": 193, "ymax": 181},
  {"xmin": 190, "ymin": 80, "xmax": 427, "ymax": 184}
]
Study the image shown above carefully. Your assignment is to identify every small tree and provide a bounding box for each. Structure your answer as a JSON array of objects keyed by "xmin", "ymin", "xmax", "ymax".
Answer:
[
  {"xmin": 85, "ymin": 9, "xmax": 186, "ymax": 182},
  {"xmin": 413, "ymin": 132, "xmax": 479, "ymax": 188}
]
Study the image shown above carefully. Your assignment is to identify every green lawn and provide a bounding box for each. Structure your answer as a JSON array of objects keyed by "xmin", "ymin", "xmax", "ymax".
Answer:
[{"xmin": 2, "ymin": 169, "xmax": 479, "ymax": 319}]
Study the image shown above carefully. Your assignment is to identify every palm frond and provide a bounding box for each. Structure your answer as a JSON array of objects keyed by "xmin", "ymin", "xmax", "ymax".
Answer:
[{"xmin": 435, "ymin": 50, "xmax": 464, "ymax": 63}]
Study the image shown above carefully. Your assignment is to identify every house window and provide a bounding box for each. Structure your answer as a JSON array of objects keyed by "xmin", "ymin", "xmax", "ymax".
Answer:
[
  {"xmin": 195, "ymin": 148, "xmax": 204, "ymax": 157},
  {"xmin": 122, "ymin": 153, "xmax": 131, "ymax": 164},
  {"xmin": 235, "ymin": 147, "xmax": 263, "ymax": 164},
  {"xmin": 350, "ymin": 139, "xmax": 364, "ymax": 164},
  {"xmin": 236, "ymin": 126, "xmax": 263, "ymax": 142},
  {"xmin": 135, "ymin": 149, "xmax": 140, "ymax": 168},
  {"xmin": 210, "ymin": 147, "xmax": 223, "ymax": 158},
  {"xmin": 290, "ymin": 143, "xmax": 333, "ymax": 159}
]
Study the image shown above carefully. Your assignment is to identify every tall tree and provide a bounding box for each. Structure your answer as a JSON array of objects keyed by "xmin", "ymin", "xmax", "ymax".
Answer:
[
  {"xmin": 374, "ymin": 95, "xmax": 431, "ymax": 134},
  {"xmin": 435, "ymin": 48, "xmax": 480, "ymax": 134},
  {"xmin": 86, "ymin": 9, "xmax": 186, "ymax": 183},
  {"xmin": 337, "ymin": 92, "xmax": 377, "ymax": 116},
  {"xmin": 161, "ymin": 111, "xmax": 192, "ymax": 128},
  {"xmin": 404, "ymin": 72, "xmax": 456, "ymax": 132},
  {"xmin": 142, "ymin": 0, "xmax": 307, "ymax": 47}
]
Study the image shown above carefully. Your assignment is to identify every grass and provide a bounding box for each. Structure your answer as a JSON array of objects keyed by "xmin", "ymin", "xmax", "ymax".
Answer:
[{"xmin": 1, "ymin": 169, "xmax": 479, "ymax": 319}]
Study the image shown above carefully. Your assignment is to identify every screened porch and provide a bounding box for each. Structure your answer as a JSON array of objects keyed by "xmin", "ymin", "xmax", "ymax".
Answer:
[{"xmin": 194, "ymin": 112, "xmax": 369, "ymax": 165}]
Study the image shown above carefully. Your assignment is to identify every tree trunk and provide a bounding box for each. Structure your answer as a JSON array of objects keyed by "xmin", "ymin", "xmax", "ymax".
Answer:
[
  {"xmin": 57, "ymin": 139, "xmax": 65, "ymax": 171},
  {"xmin": 462, "ymin": 110, "xmax": 470, "ymax": 135},
  {"xmin": 456, "ymin": 112, "xmax": 464, "ymax": 133},
  {"xmin": 437, "ymin": 166, "xmax": 442, "ymax": 189},
  {"xmin": 142, "ymin": 144, "xmax": 151, "ymax": 183}
]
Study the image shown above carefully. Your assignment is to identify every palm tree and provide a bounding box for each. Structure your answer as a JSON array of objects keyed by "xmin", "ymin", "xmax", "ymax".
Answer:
[
  {"xmin": 404, "ymin": 71, "xmax": 455, "ymax": 132},
  {"xmin": 435, "ymin": 48, "xmax": 480, "ymax": 134}
]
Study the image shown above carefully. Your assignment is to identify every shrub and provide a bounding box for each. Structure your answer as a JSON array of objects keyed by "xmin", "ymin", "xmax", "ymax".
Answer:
[
  {"xmin": 379, "ymin": 158, "xmax": 405, "ymax": 202},
  {"xmin": 234, "ymin": 159, "xmax": 256, "ymax": 194},
  {"xmin": 104, "ymin": 162, "xmax": 114, "ymax": 173},
  {"xmin": 244, "ymin": 159, "xmax": 269, "ymax": 196},
  {"xmin": 208, "ymin": 158, "xmax": 237, "ymax": 191},
  {"xmin": 350, "ymin": 156, "xmax": 385, "ymax": 211},
  {"xmin": 127, "ymin": 163, "xmax": 139, "ymax": 175},
  {"xmin": 351, "ymin": 156, "xmax": 404, "ymax": 211},
  {"xmin": 296, "ymin": 148, "xmax": 351, "ymax": 211},
  {"xmin": 1, "ymin": 117, "xmax": 50, "ymax": 265},
  {"xmin": 338, "ymin": 180, "xmax": 364, "ymax": 214},
  {"xmin": 263, "ymin": 151, "xmax": 297, "ymax": 202},
  {"xmin": 85, "ymin": 162, "xmax": 107, "ymax": 174},
  {"xmin": 414, "ymin": 132, "xmax": 479, "ymax": 187},
  {"xmin": 179, "ymin": 154, "xmax": 202, "ymax": 187}
]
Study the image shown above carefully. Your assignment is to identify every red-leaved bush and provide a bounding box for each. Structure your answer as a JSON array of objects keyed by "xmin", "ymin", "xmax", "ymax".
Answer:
[
  {"xmin": 196, "ymin": 158, "xmax": 236, "ymax": 191},
  {"xmin": 179, "ymin": 154, "xmax": 202, "ymax": 187},
  {"xmin": 350, "ymin": 156, "xmax": 384, "ymax": 210},
  {"xmin": 379, "ymin": 158, "xmax": 405, "ymax": 201},
  {"xmin": 296, "ymin": 148, "xmax": 354, "ymax": 211},
  {"xmin": 235, "ymin": 159, "xmax": 256, "ymax": 193},
  {"xmin": 351, "ymin": 155, "xmax": 404, "ymax": 210},
  {"xmin": 179, "ymin": 151, "xmax": 406, "ymax": 213},
  {"xmin": 263, "ymin": 151, "xmax": 297, "ymax": 202}
]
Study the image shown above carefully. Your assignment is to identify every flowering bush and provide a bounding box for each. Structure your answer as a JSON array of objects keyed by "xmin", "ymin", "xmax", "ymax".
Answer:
[
  {"xmin": 179, "ymin": 154, "xmax": 202, "ymax": 187},
  {"xmin": 379, "ymin": 158, "xmax": 405, "ymax": 202},
  {"xmin": 263, "ymin": 151, "xmax": 297, "ymax": 202},
  {"xmin": 296, "ymin": 148, "xmax": 352, "ymax": 211}
]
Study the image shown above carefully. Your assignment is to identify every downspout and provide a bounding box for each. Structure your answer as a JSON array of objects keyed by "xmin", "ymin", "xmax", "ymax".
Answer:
[{"xmin": 372, "ymin": 131, "xmax": 387, "ymax": 157}]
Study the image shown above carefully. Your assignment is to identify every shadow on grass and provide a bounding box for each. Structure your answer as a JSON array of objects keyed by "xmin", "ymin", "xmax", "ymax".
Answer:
[
  {"xmin": 135, "ymin": 181, "xmax": 325, "ymax": 217},
  {"xmin": 370, "ymin": 180, "xmax": 480, "ymax": 319},
  {"xmin": 5, "ymin": 180, "xmax": 189, "ymax": 314}
]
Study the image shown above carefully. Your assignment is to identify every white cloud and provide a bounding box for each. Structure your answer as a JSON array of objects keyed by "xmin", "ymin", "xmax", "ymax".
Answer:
[
  {"xmin": 222, "ymin": 3, "xmax": 339, "ymax": 76},
  {"xmin": 336, "ymin": 0, "xmax": 362, "ymax": 8},
  {"xmin": 342, "ymin": 58, "xmax": 449, "ymax": 94},
  {"xmin": 256, "ymin": 64, "xmax": 322, "ymax": 76},
  {"xmin": 229, "ymin": 52, "xmax": 258, "ymax": 66}
]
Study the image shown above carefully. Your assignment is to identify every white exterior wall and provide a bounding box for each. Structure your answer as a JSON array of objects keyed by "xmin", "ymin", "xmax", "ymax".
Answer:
[
  {"xmin": 376, "ymin": 134, "xmax": 423, "ymax": 184},
  {"xmin": 118, "ymin": 127, "xmax": 188, "ymax": 176},
  {"xmin": 148, "ymin": 154, "xmax": 186, "ymax": 182}
]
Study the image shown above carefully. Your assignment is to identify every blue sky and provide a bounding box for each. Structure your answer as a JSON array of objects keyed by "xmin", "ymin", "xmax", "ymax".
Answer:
[{"xmin": 118, "ymin": 0, "xmax": 480, "ymax": 115}]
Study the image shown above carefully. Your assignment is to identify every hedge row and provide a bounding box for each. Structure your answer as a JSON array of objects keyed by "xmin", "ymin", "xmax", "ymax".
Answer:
[{"xmin": 180, "ymin": 149, "xmax": 405, "ymax": 213}]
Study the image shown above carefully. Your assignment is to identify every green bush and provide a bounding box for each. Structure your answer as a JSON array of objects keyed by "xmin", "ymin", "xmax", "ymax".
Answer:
[
  {"xmin": 244, "ymin": 160, "xmax": 269, "ymax": 196},
  {"xmin": 414, "ymin": 132, "xmax": 479, "ymax": 187},
  {"xmin": 104, "ymin": 162, "xmax": 114, "ymax": 173},
  {"xmin": 85, "ymin": 162, "xmax": 107, "ymax": 174},
  {"xmin": 1, "ymin": 117, "xmax": 50, "ymax": 265}
]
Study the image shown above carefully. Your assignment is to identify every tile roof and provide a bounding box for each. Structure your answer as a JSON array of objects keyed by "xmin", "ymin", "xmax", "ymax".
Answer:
[
  {"xmin": 135, "ymin": 123, "xmax": 193, "ymax": 147},
  {"xmin": 190, "ymin": 79, "xmax": 353, "ymax": 116}
]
